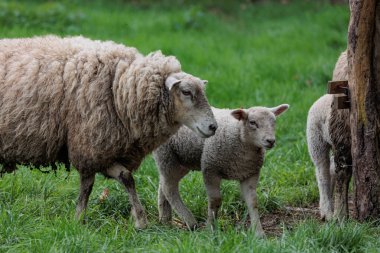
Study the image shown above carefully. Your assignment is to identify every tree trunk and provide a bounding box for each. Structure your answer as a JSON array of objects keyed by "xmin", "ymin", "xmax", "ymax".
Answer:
[{"xmin": 348, "ymin": 0, "xmax": 380, "ymax": 220}]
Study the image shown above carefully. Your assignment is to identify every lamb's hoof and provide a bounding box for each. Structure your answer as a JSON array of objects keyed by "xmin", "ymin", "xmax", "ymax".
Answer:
[
  {"xmin": 206, "ymin": 220, "xmax": 218, "ymax": 231},
  {"xmin": 320, "ymin": 211, "xmax": 333, "ymax": 222},
  {"xmin": 332, "ymin": 211, "xmax": 347, "ymax": 223},
  {"xmin": 186, "ymin": 222, "xmax": 198, "ymax": 231},
  {"xmin": 184, "ymin": 217, "xmax": 198, "ymax": 231},
  {"xmin": 134, "ymin": 215, "xmax": 148, "ymax": 229},
  {"xmin": 320, "ymin": 207, "xmax": 333, "ymax": 221},
  {"xmin": 254, "ymin": 229, "xmax": 266, "ymax": 239},
  {"xmin": 159, "ymin": 216, "xmax": 172, "ymax": 224}
]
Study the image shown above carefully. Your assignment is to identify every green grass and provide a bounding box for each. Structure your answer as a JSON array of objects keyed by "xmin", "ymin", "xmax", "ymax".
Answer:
[{"xmin": 1, "ymin": 0, "xmax": 380, "ymax": 252}]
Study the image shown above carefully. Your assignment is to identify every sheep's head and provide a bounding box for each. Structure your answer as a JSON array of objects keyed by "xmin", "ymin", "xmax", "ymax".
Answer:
[
  {"xmin": 165, "ymin": 73, "xmax": 217, "ymax": 138},
  {"xmin": 231, "ymin": 104, "xmax": 289, "ymax": 149}
]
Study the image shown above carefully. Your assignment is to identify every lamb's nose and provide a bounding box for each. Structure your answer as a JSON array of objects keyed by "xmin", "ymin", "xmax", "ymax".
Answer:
[
  {"xmin": 266, "ymin": 139, "xmax": 275, "ymax": 146},
  {"xmin": 209, "ymin": 124, "xmax": 217, "ymax": 133}
]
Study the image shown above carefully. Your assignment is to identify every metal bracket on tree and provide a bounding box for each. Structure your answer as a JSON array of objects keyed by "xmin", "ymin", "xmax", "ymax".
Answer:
[{"xmin": 327, "ymin": 80, "xmax": 350, "ymax": 109}]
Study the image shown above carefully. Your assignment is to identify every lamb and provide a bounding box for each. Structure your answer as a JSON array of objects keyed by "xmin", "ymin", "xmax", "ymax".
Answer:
[
  {"xmin": 0, "ymin": 35, "xmax": 217, "ymax": 229},
  {"xmin": 153, "ymin": 104, "xmax": 289, "ymax": 236},
  {"xmin": 306, "ymin": 50, "xmax": 351, "ymax": 221}
]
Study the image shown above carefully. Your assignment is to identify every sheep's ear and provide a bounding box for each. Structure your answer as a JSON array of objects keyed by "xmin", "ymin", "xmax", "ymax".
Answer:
[
  {"xmin": 165, "ymin": 76, "xmax": 181, "ymax": 91},
  {"xmin": 231, "ymin": 109, "xmax": 248, "ymax": 121},
  {"xmin": 270, "ymin": 104, "xmax": 289, "ymax": 117},
  {"xmin": 202, "ymin": 80, "xmax": 208, "ymax": 85}
]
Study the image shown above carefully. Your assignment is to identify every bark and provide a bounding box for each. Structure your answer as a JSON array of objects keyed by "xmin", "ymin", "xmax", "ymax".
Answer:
[{"xmin": 348, "ymin": 0, "xmax": 380, "ymax": 220}]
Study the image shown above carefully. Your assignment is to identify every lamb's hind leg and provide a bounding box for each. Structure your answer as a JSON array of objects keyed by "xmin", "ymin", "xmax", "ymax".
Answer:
[
  {"xmin": 75, "ymin": 173, "xmax": 96, "ymax": 221},
  {"xmin": 106, "ymin": 163, "xmax": 148, "ymax": 229},
  {"xmin": 204, "ymin": 174, "xmax": 222, "ymax": 228},
  {"xmin": 332, "ymin": 150, "xmax": 352, "ymax": 221},
  {"xmin": 159, "ymin": 170, "xmax": 197, "ymax": 229},
  {"xmin": 307, "ymin": 127, "xmax": 334, "ymax": 220},
  {"xmin": 158, "ymin": 184, "xmax": 172, "ymax": 224}
]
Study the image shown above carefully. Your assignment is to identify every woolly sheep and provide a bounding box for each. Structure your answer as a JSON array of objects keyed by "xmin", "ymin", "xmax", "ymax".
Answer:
[
  {"xmin": 153, "ymin": 104, "xmax": 289, "ymax": 236},
  {"xmin": 0, "ymin": 35, "xmax": 217, "ymax": 229},
  {"xmin": 306, "ymin": 50, "xmax": 351, "ymax": 221}
]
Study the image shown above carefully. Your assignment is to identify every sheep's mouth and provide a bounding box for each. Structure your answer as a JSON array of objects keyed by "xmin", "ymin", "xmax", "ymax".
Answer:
[
  {"xmin": 264, "ymin": 144, "xmax": 274, "ymax": 149},
  {"xmin": 196, "ymin": 127, "xmax": 213, "ymax": 138}
]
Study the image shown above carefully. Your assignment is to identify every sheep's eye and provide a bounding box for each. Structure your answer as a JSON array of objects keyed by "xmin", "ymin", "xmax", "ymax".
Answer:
[
  {"xmin": 181, "ymin": 90, "xmax": 192, "ymax": 96},
  {"xmin": 249, "ymin": 121, "xmax": 259, "ymax": 128}
]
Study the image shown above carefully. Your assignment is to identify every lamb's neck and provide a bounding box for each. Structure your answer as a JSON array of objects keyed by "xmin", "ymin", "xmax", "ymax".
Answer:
[{"xmin": 238, "ymin": 127, "xmax": 265, "ymax": 156}]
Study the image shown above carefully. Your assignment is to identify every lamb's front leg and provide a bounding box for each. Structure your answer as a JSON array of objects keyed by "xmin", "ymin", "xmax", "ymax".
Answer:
[
  {"xmin": 240, "ymin": 175, "xmax": 265, "ymax": 237},
  {"xmin": 106, "ymin": 163, "xmax": 148, "ymax": 229},
  {"xmin": 203, "ymin": 174, "xmax": 222, "ymax": 228}
]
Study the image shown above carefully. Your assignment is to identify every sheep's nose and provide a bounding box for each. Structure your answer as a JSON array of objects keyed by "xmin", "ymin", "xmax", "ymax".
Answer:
[
  {"xmin": 266, "ymin": 139, "xmax": 275, "ymax": 146},
  {"xmin": 209, "ymin": 123, "xmax": 217, "ymax": 133}
]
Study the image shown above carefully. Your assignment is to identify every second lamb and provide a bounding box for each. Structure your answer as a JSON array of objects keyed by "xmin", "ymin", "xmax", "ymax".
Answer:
[{"xmin": 153, "ymin": 104, "xmax": 289, "ymax": 236}]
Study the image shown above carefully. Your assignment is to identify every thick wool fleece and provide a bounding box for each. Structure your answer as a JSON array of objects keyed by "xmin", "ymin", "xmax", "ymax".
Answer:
[{"xmin": 0, "ymin": 35, "xmax": 182, "ymax": 175}]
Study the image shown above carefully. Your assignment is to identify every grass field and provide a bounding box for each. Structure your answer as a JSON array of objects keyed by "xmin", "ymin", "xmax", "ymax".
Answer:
[{"xmin": 1, "ymin": 1, "xmax": 380, "ymax": 252}]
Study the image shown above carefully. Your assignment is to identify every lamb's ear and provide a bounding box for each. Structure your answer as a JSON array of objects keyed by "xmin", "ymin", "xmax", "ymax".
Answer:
[
  {"xmin": 231, "ymin": 109, "xmax": 248, "ymax": 121},
  {"xmin": 203, "ymin": 80, "xmax": 208, "ymax": 85},
  {"xmin": 270, "ymin": 104, "xmax": 289, "ymax": 117},
  {"xmin": 165, "ymin": 76, "xmax": 181, "ymax": 91}
]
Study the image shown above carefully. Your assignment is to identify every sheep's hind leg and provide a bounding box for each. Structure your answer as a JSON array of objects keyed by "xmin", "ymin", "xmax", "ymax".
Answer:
[
  {"xmin": 240, "ymin": 175, "xmax": 265, "ymax": 238},
  {"xmin": 75, "ymin": 173, "xmax": 96, "ymax": 222},
  {"xmin": 106, "ymin": 163, "xmax": 148, "ymax": 229}
]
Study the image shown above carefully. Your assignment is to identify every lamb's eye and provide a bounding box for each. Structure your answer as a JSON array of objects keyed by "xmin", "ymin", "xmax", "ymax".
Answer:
[
  {"xmin": 181, "ymin": 90, "xmax": 192, "ymax": 96},
  {"xmin": 249, "ymin": 121, "xmax": 258, "ymax": 128}
]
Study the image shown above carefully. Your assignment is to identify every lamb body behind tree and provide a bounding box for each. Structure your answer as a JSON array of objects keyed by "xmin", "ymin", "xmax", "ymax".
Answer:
[
  {"xmin": 153, "ymin": 104, "xmax": 289, "ymax": 236},
  {"xmin": 306, "ymin": 50, "xmax": 351, "ymax": 221}
]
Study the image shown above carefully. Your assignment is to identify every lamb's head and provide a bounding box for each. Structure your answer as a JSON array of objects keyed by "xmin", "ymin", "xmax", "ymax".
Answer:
[
  {"xmin": 165, "ymin": 72, "xmax": 217, "ymax": 138},
  {"xmin": 231, "ymin": 104, "xmax": 289, "ymax": 149}
]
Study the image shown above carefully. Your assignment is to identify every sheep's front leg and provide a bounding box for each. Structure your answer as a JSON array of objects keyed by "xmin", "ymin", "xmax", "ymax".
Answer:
[
  {"xmin": 75, "ymin": 173, "xmax": 96, "ymax": 221},
  {"xmin": 204, "ymin": 174, "xmax": 222, "ymax": 228},
  {"xmin": 106, "ymin": 163, "xmax": 148, "ymax": 229},
  {"xmin": 240, "ymin": 175, "xmax": 265, "ymax": 237}
]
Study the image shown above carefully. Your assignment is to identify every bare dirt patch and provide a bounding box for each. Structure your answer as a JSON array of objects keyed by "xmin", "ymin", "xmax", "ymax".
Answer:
[{"xmin": 261, "ymin": 203, "xmax": 320, "ymax": 236}]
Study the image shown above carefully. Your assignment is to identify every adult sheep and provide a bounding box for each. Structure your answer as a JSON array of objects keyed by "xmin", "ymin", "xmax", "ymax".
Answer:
[
  {"xmin": 306, "ymin": 50, "xmax": 351, "ymax": 221},
  {"xmin": 0, "ymin": 35, "xmax": 217, "ymax": 229}
]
